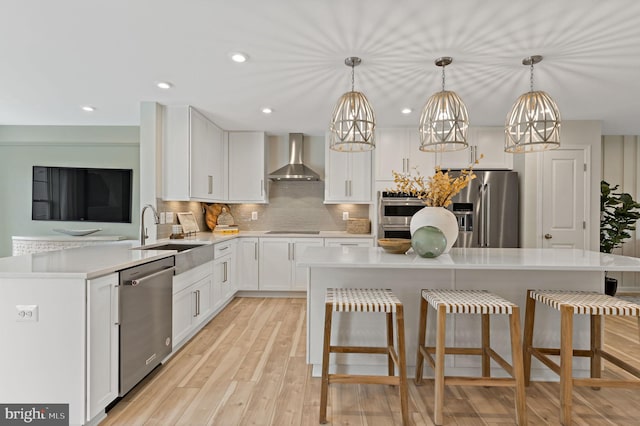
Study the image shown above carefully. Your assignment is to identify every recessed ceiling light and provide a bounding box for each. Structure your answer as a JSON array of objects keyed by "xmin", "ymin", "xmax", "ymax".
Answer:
[
  {"xmin": 230, "ymin": 52, "xmax": 248, "ymax": 63},
  {"xmin": 156, "ymin": 81, "xmax": 172, "ymax": 89},
  {"xmin": 401, "ymin": 108, "xmax": 412, "ymax": 114},
  {"xmin": 82, "ymin": 105, "xmax": 95, "ymax": 112},
  {"xmin": 262, "ymin": 107, "xmax": 273, "ymax": 114}
]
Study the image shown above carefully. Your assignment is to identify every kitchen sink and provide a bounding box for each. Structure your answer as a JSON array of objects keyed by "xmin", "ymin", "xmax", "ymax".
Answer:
[
  {"xmin": 132, "ymin": 242, "xmax": 214, "ymax": 274},
  {"xmin": 137, "ymin": 243, "xmax": 208, "ymax": 252},
  {"xmin": 265, "ymin": 230, "xmax": 320, "ymax": 235}
]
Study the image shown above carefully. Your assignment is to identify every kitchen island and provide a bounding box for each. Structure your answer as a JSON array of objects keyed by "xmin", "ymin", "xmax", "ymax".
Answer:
[{"xmin": 299, "ymin": 247, "xmax": 640, "ymax": 380}]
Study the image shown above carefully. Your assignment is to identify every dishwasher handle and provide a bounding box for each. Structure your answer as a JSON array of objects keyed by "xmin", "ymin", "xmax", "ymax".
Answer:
[{"xmin": 126, "ymin": 266, "xmax": 175, "ymax": 286}]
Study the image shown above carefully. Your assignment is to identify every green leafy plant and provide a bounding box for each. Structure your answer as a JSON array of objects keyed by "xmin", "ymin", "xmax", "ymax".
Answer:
[{"xmin": 600, "ymin": 180, "xmax": 640, "ymax": 253}]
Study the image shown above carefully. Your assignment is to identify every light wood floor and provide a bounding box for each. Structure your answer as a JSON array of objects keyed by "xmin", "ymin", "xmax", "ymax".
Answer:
[{"xmin": 103, "ymin": 297, "xmax": 640, "ymax": 425}]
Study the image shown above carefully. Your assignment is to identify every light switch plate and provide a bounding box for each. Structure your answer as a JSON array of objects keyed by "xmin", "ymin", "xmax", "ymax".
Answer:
[
  {"xmin": 251, "ymin": 211, "xmax": 258, "ymax": 221},
  {"xmin": 159, "ymin": 212, "xmax": 166, "ymax": 224},
  {"xmin": 342, "ymin": 211, "xmax": 349, "ymax": 220},
  {"xmin": 16, "ymin": 305, "xmax": 38, "ymax": 322},
  {"xmin": 165, "ymin": 212, "xmax": 175, "ymax": 223}
]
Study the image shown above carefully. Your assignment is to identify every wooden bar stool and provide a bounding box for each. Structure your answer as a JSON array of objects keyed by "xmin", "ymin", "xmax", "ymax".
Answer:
[
  {"xmin": 523, "ymin": 289, "xmax": 640, "ymax": 425},
  {"xmin": 319, "ymin": 288, "xmax": 408, "ymax": 425},
  {"xmin": 415, "ymin": 289, "xmax": 527, "ymax": 425}
]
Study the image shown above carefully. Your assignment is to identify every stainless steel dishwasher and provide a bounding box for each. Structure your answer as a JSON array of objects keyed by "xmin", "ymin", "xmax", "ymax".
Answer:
[{"xmin": 118, "ymin": 256, "xmax": 175, "ymax": 396}]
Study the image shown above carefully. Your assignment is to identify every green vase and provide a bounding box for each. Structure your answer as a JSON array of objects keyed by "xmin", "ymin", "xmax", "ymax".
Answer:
[{"xmin": 411, "ymin": 226, "xmax": 447, "ymax": 258}]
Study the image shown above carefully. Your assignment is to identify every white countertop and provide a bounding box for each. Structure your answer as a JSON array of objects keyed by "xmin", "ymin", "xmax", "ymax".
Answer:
[
  {"xmin": 0, "ymin": 231, "xmax": 373, "ymax": 279},
  {"xmin": 298, "ymin": 247, "xmax": 640, "ymax": 272}
]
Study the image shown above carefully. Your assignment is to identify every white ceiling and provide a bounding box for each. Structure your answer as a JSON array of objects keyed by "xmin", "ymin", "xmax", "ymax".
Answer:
[{"xmin": 2, "ymin": 0, "xmax": 640, "ymax": 136}]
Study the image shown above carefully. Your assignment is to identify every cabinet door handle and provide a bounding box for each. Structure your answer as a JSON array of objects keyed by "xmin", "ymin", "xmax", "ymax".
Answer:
[
  {"xmin": 113, "ymin": 284, "xmax": 120, "ymax": 326},
  {"xmin": 193, "ymin": 291, "xmax": 199, "ymax": 317},
  {"xmin": 340, "ymin": 243, "xmax": 358, "ymax": 246},
  {"xmin": 223, "ymin": 261, "xmax": 228, "ymax": 283},
  {"xmin": 406, "ymin": 158, "xmax": 410, "ymax": 172},
  {"xmin": 208, "ymin": 175, "xmax": 213, "ymax": 194},
  {"xmin": 254, "ymin": 242, "xmax": 258, "ymax": 260},
  {"xmin": 288, "ymin": 242, "xmax": 292, "ymax": 261},
  {"xmin": 345, "ymin": 180, "xmax": 348, "ymax": 197},
  {"xmin": 349, "ymin": 180, "xmax": 353, "ymax": 197},
  {"xmin": 219, "ymin": 246, "xmax": 229, "ymax": 251}
]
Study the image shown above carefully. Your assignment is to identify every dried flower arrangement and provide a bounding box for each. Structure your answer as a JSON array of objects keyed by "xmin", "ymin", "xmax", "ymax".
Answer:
[{"xmin": 389, "ymin": 155, "xmax": 482, "ymax": 207}]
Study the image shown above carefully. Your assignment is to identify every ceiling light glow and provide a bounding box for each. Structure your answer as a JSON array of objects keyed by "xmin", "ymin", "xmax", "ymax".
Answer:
[
  {"xmin": 262, "ymin": 107, "xmax": 273, "ymax": 114},
  {"xmin": 82, "ymin": 105, "xmax": 95, "ymax": 112},
  {"xmin": 401, "ymin": 108, "xmax": 412, "ymax": 114},
  {"xmin": 156, "ymin": 81, "xmax": 172, "ymax": 89},
  {"xmin": 230, "ymin": 52, "xmax": 248, "ymax": 63}
]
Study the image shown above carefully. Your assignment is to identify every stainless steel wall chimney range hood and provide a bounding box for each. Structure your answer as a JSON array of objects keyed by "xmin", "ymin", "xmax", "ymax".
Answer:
[{"xmin": 268, "ymin": 133, "xmax": 320, "ymax": 181}]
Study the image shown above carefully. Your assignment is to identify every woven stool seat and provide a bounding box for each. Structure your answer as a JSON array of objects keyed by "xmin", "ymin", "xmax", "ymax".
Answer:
[
  {"xmin": 326, "ymin": 288, "xmax": 401, "ymax": 313},
  {"xmin": 422, "ymin": 289, "xmax": 516, "ymax": 314},
  {"xmin": 530, "ymin": 290, "xmax": 640, "ymax": 315}
]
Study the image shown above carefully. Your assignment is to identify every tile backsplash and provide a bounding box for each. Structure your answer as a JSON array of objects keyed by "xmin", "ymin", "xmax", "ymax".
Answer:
[{"xmin": 155, "ymin": 181, "xmax": 369, "ymax": 238}]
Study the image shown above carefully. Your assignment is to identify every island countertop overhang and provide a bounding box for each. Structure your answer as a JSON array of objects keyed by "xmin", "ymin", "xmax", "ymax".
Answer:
[{"xmin": 298, "ymin": 247, "xmax": 640, "ymax": 272}]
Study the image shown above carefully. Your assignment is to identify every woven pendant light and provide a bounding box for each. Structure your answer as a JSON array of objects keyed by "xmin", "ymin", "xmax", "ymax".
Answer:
[
  {"xmin": 505, "ymin": 55, "xmax": 561, "ymax": 153},
  {"xmin": 329, "ymin": 57, "xmax": 376, "ymax": 152},
  {"xmin": 419, "ymin": 57, "xmax": 469, "ymax": 152}
]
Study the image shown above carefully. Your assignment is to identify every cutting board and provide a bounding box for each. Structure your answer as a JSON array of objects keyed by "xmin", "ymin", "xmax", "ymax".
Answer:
[{"xmin": 177, "ymin": 212, "xmax": 199, "ymax": 233}]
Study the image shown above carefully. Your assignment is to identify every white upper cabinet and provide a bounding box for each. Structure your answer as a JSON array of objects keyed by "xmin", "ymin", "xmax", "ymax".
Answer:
[
  {"xmin": 376, "ymin": 128, "xmax": 436, "ymax": 181},
  {"xmin": 438, "ymin": 127, "xmax": 513, "ymax": 170},
  {"xmin": 228, "ymin": 132, "xmax": 267, "ymax": 203},
  {"xmin": 163, "ymin": 106, "xmax": 226, "ymax": 201},
  {"xmin": 324, "ymin": 134, "xmax": 373, "ymax": 203}
]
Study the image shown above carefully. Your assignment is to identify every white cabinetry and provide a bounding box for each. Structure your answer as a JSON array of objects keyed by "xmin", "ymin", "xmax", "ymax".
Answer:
[
  {"xmin": 439, "ymin": 127, "xmax": 513, "ymax": 170},
  {"xmin": 324, "ymin": 238, "xmax": 374, "ymax": 247},
  {"xmin": 87, "ymin": 273, "xmax": 119, "ymax": 421},
  {"xmin": 214, "ymin": 240, "xmax": 236, "ymax": 305},
  {"xmin": 237, "ymin": 237, "xmax": 259, "ymax": 290},
  {"xmin": 228, "ymin": 132, "xmax": 267, "ymax": 203},
  {"xmin": 259, "ymin": 238, "xmax": 324, "ymax": 290},
  {"xmin": 324, "ymin": 135, "xmax": 373, "ymax": 203},
  {"xmin": 172, "ymin": 261, "xmax": 214, "ymax": 350},
  {"xmin": 376, "ymin": 128, "xmax": 436, "ymax": 181},
  {"xmin": 163, "ymin": 106, "xmax": 226, "ymax": 201}
]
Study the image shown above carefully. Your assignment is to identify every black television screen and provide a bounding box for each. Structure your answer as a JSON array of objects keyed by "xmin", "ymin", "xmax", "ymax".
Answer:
[{"xmin": 32, "ymin": 166, "xmax": 133, "ymax": 223}]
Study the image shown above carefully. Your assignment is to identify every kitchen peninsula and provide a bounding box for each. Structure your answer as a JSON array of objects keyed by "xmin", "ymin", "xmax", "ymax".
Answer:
[{"xmin": 299, "ymin": 246, "xmax": 640, "ymax": 380}]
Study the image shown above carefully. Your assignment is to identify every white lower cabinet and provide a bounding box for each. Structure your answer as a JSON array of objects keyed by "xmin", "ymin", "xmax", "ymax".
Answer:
[
  {"xmin": 172, "ymin": 261, "xmax": 214, "ymax": 350},
  {"xmin": 87, "ymin": 273, "xmax": 119, "ymax": 421},
  {"xmin": 324, "ymin": 237, "xmax": 374, "ymax": 247},
  {"xmin": 214, "ymin": 240, "xmax": 236, "ymax": 306},
  {"xmin": 237, "ymin": 237, "xmax": 259, "ymax": 290},
  {"xmin": 259, "ymin": 237, "xmax": 324, "ymax": 290}
]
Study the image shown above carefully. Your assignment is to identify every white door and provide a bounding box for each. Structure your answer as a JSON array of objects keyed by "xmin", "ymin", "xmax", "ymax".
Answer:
[
  {"xmin": 259, "ymin": 239, "xmax": 292, "ymax": 290},
  {"xmin": 541, "ymin": 148, "xmax": 588, "ymax": 249}
]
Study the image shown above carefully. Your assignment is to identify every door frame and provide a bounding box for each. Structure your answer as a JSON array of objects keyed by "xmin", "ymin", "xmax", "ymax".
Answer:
[{"xmin": 536, "ymin": 144, "xmax": 591, "ymax": 249}]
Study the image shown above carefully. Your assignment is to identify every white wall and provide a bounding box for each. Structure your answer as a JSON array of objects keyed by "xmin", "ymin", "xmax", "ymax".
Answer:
[
  {"xmin": 514, "ymin": 121, "xmax": 602, "ymax": 249},
  {"xmin": 0, "ymin": 126, "xmax": 140, "ymax": 257}
]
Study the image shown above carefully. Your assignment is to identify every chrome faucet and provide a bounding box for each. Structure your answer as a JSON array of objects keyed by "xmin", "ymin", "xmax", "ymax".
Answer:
[{"xmin": 140, "ymin": 204, "xmax": 160, "ymax": 246}]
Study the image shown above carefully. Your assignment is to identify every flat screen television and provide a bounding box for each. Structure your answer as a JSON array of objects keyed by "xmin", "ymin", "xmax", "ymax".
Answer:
[{"xmin": 32, "ymin": 166, "xmax": 133, "ymax": 223}]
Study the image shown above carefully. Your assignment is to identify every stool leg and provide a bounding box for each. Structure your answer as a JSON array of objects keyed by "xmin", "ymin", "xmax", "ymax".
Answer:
[
  {"xmin": 387, "ymin": 312, "xmax": 395, "ymax": 376},
  {"xmin": 482, "ymin": 313, "xmax": 491, "ymax": 378},
  {"xmin": 522, "ymin": 290, "xmax": 536, "ymax": 386},
  {"xmin": 319, "ymin": 302, "xmax": 333, "ymax": 424},
  {"xmin": 396, "ymin": 306, "xmax": 409, "ymax": 426},
  {"xmin": 590, "ymin": 313, "xmax": 602, "ymax": 380},
  {"xmin": 637, "ymin": 316, "xmax": 640, "ymax": 342},
  {"xmin": 560, "ymin": 306, "xmax": 573, "ymax": 426},
  {"xmin": 509, "ymin": 307, "xmax": 528, "ymax": 425},
  {"xmin": 434, "ymin": 306, "xmax": 447, "ymax": 425},
  {"xmin": 415, "ymin": 295, "xmax": 428, "ymax": 384}
]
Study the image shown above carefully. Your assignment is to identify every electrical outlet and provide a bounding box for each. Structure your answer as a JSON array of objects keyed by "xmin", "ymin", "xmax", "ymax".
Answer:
[
  {"xmin": 251, "ymin": 211, "xmax": 258, "ymax": 221},
  {"xmin": 159, "ymin": 212, "xmax": 166, "ymax": 224},
  {"xmin": 165, "ymin": 212, "xmax": 175, "ymax": 223},
  {"xmin": 342, "ymin": 211, "xmax": 349, "ymax": 220},
  {"xmin": 16, "ymin": 305, "xmax": 38, "ymax": 322}
]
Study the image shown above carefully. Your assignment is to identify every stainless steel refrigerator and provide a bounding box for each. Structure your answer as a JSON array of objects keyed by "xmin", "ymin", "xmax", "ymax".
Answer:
[{"xmin": 449, "ymin": 170, "xmax": 519, "ymax": 248}]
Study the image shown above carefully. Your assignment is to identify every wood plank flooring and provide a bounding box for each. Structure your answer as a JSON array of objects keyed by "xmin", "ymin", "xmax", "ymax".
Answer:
[{"xmin": 103, "ymin": 297, "xmax": 640, "ymax": 425}]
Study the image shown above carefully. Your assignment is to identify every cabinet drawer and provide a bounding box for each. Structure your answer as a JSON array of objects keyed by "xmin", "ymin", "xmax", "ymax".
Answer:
[
  {"xmin": 173, "ymin": 261, "xmax": 213, "ymax": 294},
  {"xmin": 214, "ymin": 241, "xmax": 234, "ymax": 259}
]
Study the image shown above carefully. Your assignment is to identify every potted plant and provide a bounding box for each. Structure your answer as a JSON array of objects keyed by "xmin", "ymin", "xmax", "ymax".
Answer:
[{"xmin": 600, "ymin": 180, "xmax": 640, "ymax": 295}]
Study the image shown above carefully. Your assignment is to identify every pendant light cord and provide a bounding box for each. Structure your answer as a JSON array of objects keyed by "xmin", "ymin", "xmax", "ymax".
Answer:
[
  {"xmin": 441, "ymin": 65, "xmax": 446, "ymax": 91},
  {"xmin": 351, "ymin": 63, "xmax": 355, "ymax": 92},
  {"xmin": 530, "ymin": 62, "xmax": 535, "ymax": 92}
]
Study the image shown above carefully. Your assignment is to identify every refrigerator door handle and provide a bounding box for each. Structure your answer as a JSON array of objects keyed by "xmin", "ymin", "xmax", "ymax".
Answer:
[{"xmin": 484, "ymin": 183, "xmax": 490, "ymax": 247}]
